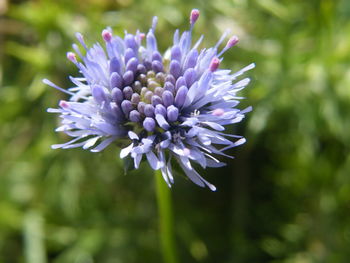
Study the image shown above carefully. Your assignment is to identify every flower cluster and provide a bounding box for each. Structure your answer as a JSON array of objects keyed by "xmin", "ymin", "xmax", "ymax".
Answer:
[{"xmin": 44, "ymin": 9, "xmax": 254, "ymax": 191}]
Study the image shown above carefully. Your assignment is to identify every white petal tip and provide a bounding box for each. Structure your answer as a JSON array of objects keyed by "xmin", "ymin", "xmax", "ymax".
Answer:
[
  {"xmin": 209, "ymin": 185, "xmax": 217, "ymax": 191},
  {"xmin": 51, "ymin": 145, "xmax": 60, "ymax": 149}
]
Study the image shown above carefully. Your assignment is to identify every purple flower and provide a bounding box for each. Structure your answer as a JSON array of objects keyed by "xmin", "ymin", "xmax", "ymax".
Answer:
[{"xmin": 44, "ymin": 10, "xmax": 254, "ymax": 191}]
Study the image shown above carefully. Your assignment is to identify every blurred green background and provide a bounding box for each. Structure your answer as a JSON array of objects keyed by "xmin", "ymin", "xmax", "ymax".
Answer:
[{"xmin": 1, "ymin": 0, "xmax": 350, "ymax": 262}]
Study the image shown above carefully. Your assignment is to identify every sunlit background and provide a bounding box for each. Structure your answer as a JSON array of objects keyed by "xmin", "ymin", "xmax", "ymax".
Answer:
[{"xmin": 1, "ymin": 0, "xmax": 350, "ymax": 262}]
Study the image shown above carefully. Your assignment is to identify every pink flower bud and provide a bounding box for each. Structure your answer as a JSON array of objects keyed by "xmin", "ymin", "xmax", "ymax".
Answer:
[
  {"xmin": 209, "ymin": 57, "xmax": 220, "ymax": 72},
  {"xmin": 66, "ymin": 52, "xmax": 77, "ymax": 63},
  {"xmin": 59, "ymin": 100, "xmax": 69, "ymax": 109},
  {"xmin": 102, "ymin": 29, "xmax": 112, "ymax": 42},
  {"xmin": 190, "ymin": 9, "xmax": 200, "ymax": 25},
  {"xmin": 226, "ymin": 35, "xmax": 239, "ymax": 48}
]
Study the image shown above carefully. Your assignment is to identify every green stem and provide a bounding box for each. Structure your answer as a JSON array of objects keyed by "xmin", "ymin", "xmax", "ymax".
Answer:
[{"xmin": 155, "ymin": 169, "xmax": 178, "ymax": 263}]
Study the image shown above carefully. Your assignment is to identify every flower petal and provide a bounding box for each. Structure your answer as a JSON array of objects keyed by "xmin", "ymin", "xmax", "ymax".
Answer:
[{"xmin": 120, "ymin": 143, "xmax": 134, "ymax": 158}]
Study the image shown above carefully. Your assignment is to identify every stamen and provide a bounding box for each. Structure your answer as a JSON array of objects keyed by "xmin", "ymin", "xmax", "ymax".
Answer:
[
  {"xmin": 191, "ymin": 109, "xmax": 200, "ymax": 116},
  {"xmin": 227, "ymin": 35, "xmax": 239, "ymax": 48},
  {"xmin": 218, "ymin": 35, "xmax": 239, "ymax": 57},
  {"xmin": 190, "ymin": 9, "xmax": 200, "ymax": 26},
  {"xmin": 102, "ymin": 29, "xmax": 112, "ymax": 42},
  {"xmin": 209, "ymin": 57, "xmax": 220, "ymax": 72},
  {"xmin": 59, "ymin": 100, "xmax": 69, "ymax": 109},
  {"xmin": 66, "ymin": 52, "xmax": 77, "ymax": 63}
]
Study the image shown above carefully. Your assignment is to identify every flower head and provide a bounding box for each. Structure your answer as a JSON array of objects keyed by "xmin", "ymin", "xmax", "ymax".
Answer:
[{"xmin": 44, "ymin": 10, "xmax": 255, "ymax": 191}]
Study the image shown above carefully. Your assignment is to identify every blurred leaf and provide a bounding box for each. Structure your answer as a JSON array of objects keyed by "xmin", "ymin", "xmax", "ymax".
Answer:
[
  {"xmin": 5, "ymin": 41, "xmax": 50, "ymax": 69},
  {"xmin": 24, "ymin": 210, "xmax": 47, "ymax": 263}
]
